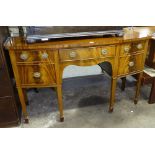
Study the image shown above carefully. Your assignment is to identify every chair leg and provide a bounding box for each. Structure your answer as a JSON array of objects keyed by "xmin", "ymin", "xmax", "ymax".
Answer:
[
  {"xmin": 34, "ymin": 88, "xmax": 39, "ymax": 93},
  {"xmin": 148, "ymin": 78, "xmax": 155, "ymax": 104},
  {"xmin": 121, "ymin": 77, "xmax": 126, "ymax": 91}
]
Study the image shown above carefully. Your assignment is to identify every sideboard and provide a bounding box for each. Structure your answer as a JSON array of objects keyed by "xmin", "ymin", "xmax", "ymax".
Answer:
[{"xmin": 4, "ymin": 27, "xmax": 151, "ymax": 123}]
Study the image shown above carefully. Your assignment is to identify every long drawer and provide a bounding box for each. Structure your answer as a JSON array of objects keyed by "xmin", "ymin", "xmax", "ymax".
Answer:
[
  {"xmin": 59, "ymin": 45, "xmax": 116, "ymax": 62},
  {"xmin": 17, "ymin": 64, "xmax": 56, "ymax": 87},
  {"xmin": 15, "ymin": 50, "xmax": 55, "ymax": 63}
]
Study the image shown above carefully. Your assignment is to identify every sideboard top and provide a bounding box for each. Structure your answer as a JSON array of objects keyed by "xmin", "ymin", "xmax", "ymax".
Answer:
[{"xmin": 4, "ymin": 27, "xmax": 153, "ymax": 50}]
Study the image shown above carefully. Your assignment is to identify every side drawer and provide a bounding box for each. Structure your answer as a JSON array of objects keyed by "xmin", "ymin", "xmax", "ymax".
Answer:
[
  {"xmin": 117, "ymin": 53, "xmax": 144, "ymax": 76},
  {"xmin": 17, "ymin": 64, "xmax": 56, "ymax": 87},
  {"xmin": 120, "ymin": 41, "xmax": 145, "ymax": 56},
  {"xmin": 15, "ymin": 50, "xmax": 55, "ymax": 63}
]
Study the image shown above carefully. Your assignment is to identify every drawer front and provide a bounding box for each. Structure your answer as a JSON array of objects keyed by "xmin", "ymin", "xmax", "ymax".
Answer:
[
  {"xmin": 118, "ymin": 53, "xmax": 144, "ymax": 76},
  {"xmin": 17, "ymin": 64, "xmax": 56, "ymax": 86},
  {"xmin": 15, "ymin": 50, "xmax": 55, "ymax": 63},
  {"xmin": 132, "ymin": 41, "xmax": 145, "ymax": 52},
  {"xmin": 59, "ymin": 45, "xmax": 115, "ymax": 62},
  {"xmin": 120, "ymin": 41, "xmax": 145, "ymax": 56},
  {"xmin": 98, "ymin": 45, "xmax": 116, "ymax": 58}
]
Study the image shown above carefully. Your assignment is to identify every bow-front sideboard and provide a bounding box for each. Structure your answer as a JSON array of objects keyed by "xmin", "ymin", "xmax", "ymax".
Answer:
[{"xmin": 4, "ymin": 28, "xmax": 151, "ymax": 123}]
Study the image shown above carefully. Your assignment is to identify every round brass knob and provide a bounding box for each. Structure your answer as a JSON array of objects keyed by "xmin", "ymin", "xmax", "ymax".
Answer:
[
  {"xmin": 69, "ymin": 51, "xmax": 77, "ymax": 58},
  {"xmin": 20, "ymin": 52, "xmax": 29, "ymax": 60},
  {"xmin": 137, "ymin": 43, "xmax": 143, "ymax": 50},
  {"xmin": 124, "ymin": 46, "xmax": 130, "ymax": 52},
  {"xmin": 41, "ymin": 52, "xmax": 48, "ymax": 59},
  {"xmin": 101, "ymin": 49, "xmax": 108, "ymax": 55},
  {"xmin": 33, "ymin": 72, "xmax": 41, "ymax": 78},
  {"xmin": 128, "ymin": 61, "xmax": 134, "ymax": 67}
]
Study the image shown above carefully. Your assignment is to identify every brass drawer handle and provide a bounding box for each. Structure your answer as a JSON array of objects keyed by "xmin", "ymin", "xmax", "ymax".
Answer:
[
  {"xmin": 20, "ymin": 52, "xmax": 29, "ymax": 60},
  {"xmin": 69, "ymin": 51, "xmax": 77, "ymax": 58},
  {"xmin": 128, "ymin": 61, "xmax": 135, "ymax": 67},
  {"xmin": 33, "ymin": 72, "xmax": 41, "ymax": 78},
  {"xmin": 137, "ymin": 43, "xmax": 143, "ymax": 50},
  {"xmin": 41, "ymin": 52, "xmax": 49, "ymax": 59},
  {"xmin": 101, "ymin": 49, "xmax": 108, "ymax": 55},
  {"xmin": 124, "ymin": 46, "xmax": 130, "ymax": 52}
]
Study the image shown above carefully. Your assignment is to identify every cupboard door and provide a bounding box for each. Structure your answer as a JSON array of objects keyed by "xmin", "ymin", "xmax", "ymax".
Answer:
[
  {"xmin": 0, "ymin": 97, "xmax": 19, "ymax": 127},
  {"xmin": 0, "ymin": 67, "xmax": 12, "ymax": 97}
]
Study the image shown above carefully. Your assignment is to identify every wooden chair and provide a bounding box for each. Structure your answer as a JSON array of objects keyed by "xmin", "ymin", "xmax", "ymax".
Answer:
[{"xmin": 121, "ymin": 71, "xmax": 155, "ymax": 104}]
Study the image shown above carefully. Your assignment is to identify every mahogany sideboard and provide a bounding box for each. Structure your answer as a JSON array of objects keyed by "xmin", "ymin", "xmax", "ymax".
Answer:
[
  {"xmin": 4, "ymin": 27, "xmax": 151, "ymax": 123},
  {"xmin": 0, "ymin": 27, "xmax": 21, "ymax": 127}
]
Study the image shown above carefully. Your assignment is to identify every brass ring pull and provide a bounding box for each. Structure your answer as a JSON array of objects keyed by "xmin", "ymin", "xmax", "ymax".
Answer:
[
  {"xmin": 128, "ymin": 61, "xmax": 134, "ymax": 67},
  {"xmin": 137, "ymin": 43, "xmax": 143, "ymax": 50},
  {"xmin": 101, "ymin": 49, "xmax": 108, "ymax": 55},
  {"xmin": 41, "ymin": 52, "xmax": 49, "ymax": 59},
  {"xmin": 69, "ymin": 51, "xmax": 77, "ymax": 58},
  {"xmin": 33, "ymin": 72, "xmax": 41, "ymax": 78},
  {"xmin": 124, "ymin": 46, "xmax": 130, "ymax": 52},
  {"xmin": 20, "ymin": 52, "xmax": 29, "ymax": 60}
]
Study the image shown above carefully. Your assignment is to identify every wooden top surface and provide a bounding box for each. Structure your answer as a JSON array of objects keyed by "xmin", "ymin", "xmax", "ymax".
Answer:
[{"xmin": 5, "ymin": 27, "xmax": 153, "ymax": 50}]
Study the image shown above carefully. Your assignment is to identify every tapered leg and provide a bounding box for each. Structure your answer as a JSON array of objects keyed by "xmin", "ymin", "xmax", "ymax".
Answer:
[
  {"xmin": 109, "ymin": 78, "xmax": 117, "ymax": 112},
  {"xmin": 23, "ymin": 89, "xmax": 29, "ymax": 106},
  {"xmin": 148, "ymin": 78, "xmax": 155, "ymax": 104},
  {"xmin": 17, "ymin": 87, "xmax": 29, "ymax": 123},
  {"xmin": 56, "ymin": 85, "xmax": 64, "ymax": 122},
  {"xmin": 134, "ymin": 72, "xmax": 143, "ymax": 104},
  {"xmin": 121, "ymin": 77, "xmax": 126, "ymax": 91}
]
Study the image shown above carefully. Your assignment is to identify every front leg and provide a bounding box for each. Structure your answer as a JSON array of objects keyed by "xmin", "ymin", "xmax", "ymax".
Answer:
[
  {"xmin": 109, "ymin": 78, "xmax": 117, "ymax": 112},
  {"xmin": 17, "ymin": 87, "xmax": 29, "ymax": 123},
  {"xmin": 56, "ymin": 85, "xmax": 64, "ymax": 122}
]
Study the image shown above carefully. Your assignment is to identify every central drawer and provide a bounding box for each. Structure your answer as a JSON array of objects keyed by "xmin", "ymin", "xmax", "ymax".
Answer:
[
  {"xmin": 17, "ymin": 64, "xmax": 56, "ymax": 87},
  {"xmin": 59, "ymin": 45, "xmax": 115, "ymax": 62}
]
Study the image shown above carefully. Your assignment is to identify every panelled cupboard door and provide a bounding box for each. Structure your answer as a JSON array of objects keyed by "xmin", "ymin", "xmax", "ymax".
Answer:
[
  {"xmin": 0, "ymin": 97, "xmax": 19, "ymax": 127},
  {"xmin": 0, "ymin": 68, "xmax": 12, "ymax": 97},
  {"xmin": 0, "ymin": 51, "xmax": 3, "ymax": 69},
  {"xmin": 0, "ymin": 27, "xmax": 21, "ymax": 127}
]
